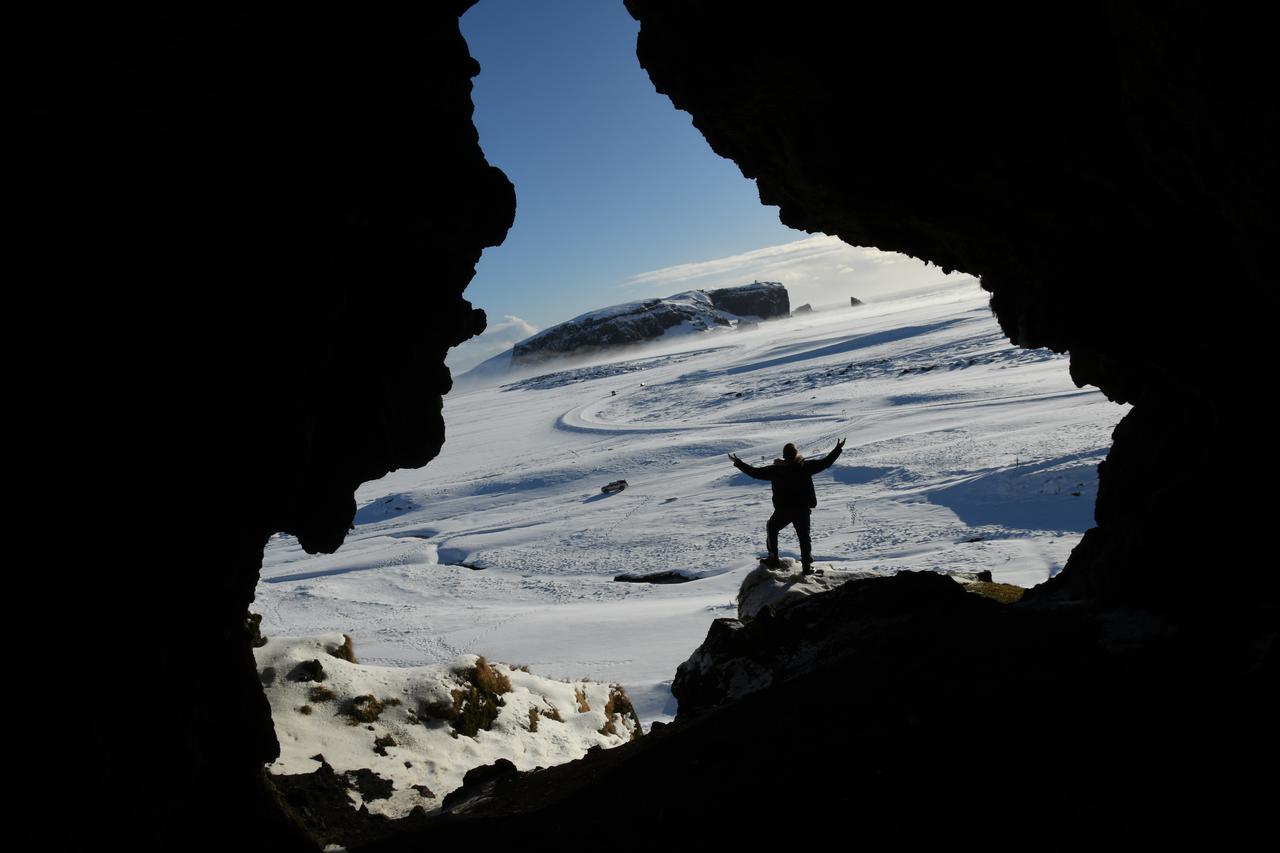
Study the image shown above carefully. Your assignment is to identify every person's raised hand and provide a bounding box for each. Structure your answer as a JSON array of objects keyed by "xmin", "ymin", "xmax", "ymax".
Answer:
[
  {"xmin": 836, "ymin": 437, "xmax": 846, "ymax": 450},
  {"xmin": 728, "ymin": 452, "xmax": 739, "ymax": 462}
]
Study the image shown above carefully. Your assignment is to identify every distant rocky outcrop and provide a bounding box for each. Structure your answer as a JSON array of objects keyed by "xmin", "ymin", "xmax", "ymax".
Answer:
[
  {"xmin": 793, "ymin": 303, "xmax": 812, "ymax": 314},
  {"xmin": 510, "ymin": 282, "xmax": 788, "ymax": 365},
  {"xmin": 705, "ymin": 281, "xmax": 789, "ymax": 318},
  {"xmin": 850, "ymin": 297, "xmax": 864, "ymax": 306}
]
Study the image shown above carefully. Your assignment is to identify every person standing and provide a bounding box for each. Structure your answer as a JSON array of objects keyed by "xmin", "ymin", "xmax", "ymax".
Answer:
[{"xmin": 729, "ymin": 438, "xmax": 845, "ymax": 574}]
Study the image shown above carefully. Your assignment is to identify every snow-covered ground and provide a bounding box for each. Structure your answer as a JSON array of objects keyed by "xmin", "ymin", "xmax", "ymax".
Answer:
[
  {"xmin": 254, "ymin": 279, "xmax": 1126, "ymax": 727},
  {"xmin": 256, "ymin": 637, "xmax": 640, "ymax": 817}
]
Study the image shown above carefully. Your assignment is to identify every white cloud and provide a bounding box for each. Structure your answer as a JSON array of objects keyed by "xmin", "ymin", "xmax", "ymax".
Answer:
[
  {"xmin": 619, "ymin": 234, "xmax": 967, "ymax": 308},
  {"xmin": 446, "ymin": 313, "xmax": 539, "ymax": 373}
]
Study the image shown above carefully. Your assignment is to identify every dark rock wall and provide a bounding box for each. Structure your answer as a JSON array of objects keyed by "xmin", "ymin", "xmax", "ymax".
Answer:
[
  {"xmin": 10, "ymin": 3, "xmax": 512, "ymax": 848},
  {"xmin": 705, "ymin": 281, "xmax": 789, "ymax": 318},
  {"xmin": 361, "ymin": 574, "xmax": 1277, "ymax": 848},
  {"xmin": 625, "ymin": 1, "xmax": 1277, "ymax": 631}
]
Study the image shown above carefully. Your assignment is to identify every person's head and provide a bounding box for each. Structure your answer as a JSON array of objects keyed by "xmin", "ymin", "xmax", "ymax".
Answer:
[{"xmin": 783, "ymin": 443, "xmax": 798, "ymax": 461}]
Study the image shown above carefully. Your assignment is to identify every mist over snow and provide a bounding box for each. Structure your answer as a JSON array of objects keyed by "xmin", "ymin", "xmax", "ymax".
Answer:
[
  {"xmin": 447, "ymin": 313, "xmax": 539, "ymax": 373},
  {"xmin": 619, "ymin": 234, "xmax": 963, "ymax": 308},
  {"xmin": 255, "ymin": 279, "xmax": 1127, "ymax": 739}
]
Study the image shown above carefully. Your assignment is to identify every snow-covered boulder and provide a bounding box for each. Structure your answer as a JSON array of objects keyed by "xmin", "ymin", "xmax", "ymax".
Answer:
[
  {"xmin": 736, "ymin": 558, "xmax": 889, "ymax": 620},
  {"xmin": 256, "ymin": 635, "xmax": 641, "ymax": 819}
]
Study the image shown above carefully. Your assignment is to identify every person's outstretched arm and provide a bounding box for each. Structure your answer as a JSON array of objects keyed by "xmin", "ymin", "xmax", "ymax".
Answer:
[
  {"xmin": 805, "ymin": 438, "xmax": 846, "ymax": 474},
  {"xmin": 728, "ymin": 452, "xmax": 775, "ymax": 481}
]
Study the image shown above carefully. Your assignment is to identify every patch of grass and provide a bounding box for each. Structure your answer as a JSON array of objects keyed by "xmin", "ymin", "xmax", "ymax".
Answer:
[
  {"xmin": 509, "ymin": 663, "xmax": 531, "ymax": 673},
  {"xmin": 384, "ymin": 697, "xmax": 402, "ymax": 706},
  {"xmin": 328, "ymin": 635, "xmax": 357, "ymax": 663},
  {"xmin": 449, "ymin": 686, "xmax": 502, "ymax": 737},
  {"xmin": 346, "ymin": 695, "xmax": 385, "ymax": 724},
  {"xmin": 417, "ymin": 698, "xmax": 454, "ymax": 723},
  {"xmin": 574, "ymin": 687, "xmax": 590, "ymax": 713},
  {"xmin": 541, "ymin": 705, "xmax": 564, "ymax": 723},
  {"xmin": 297, "ymin": 705, "xmax": 313, "ymax": 716},
  {"xmin": 527, "ymin": 707, "xmax": 539, "ymax": 732},
  {"xmin": 598, "ymin": 685, "xmax": 643, "ymax": 741},
  {"xmin": 308, "ymin": 685, "xmax": 337, "ymax": 703},
  {"xmin": 443, "ymin": 657, "xmax": 512, "ymax": 738},
  {"xmin": 964, "ymin": 581, "xmax": 1026, "ymax": 604},
  {"xmin": 472, "ymin": 656, "xmax": 512, "ymax": 695}
]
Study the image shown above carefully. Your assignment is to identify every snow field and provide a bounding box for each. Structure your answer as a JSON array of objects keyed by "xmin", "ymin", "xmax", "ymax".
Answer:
[{"xmin": 254, "ymin": 279, "xmax": 1127, "ymax": 730}]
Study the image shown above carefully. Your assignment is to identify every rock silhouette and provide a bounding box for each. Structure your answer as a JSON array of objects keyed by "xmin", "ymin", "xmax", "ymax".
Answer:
[{"xmin": 7, "ymin": 1, "xmax": 1276, "ymax": 848}]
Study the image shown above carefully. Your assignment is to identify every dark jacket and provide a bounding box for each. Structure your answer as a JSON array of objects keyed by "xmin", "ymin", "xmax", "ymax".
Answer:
[{"xmin": 733, "ymin": 444, "xmax": 842, "ymax": 510}]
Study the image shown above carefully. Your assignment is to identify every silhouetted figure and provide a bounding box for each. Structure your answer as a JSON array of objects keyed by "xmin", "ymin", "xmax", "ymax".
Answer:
[{"xmin": 729, "ymin": 438, "xmax": 845, "ymax": 573}]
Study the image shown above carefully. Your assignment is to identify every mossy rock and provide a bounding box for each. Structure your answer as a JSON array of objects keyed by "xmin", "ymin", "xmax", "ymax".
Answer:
[{"xmin": 963, "ymin": 581, "xmax": 1026, "ymax": 604}]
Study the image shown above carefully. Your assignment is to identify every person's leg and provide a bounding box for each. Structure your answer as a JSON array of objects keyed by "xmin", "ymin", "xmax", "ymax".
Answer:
[
  {"xmin": 766, "ymin": 510, "xmax": 786, "ymax": 565},
  {"xmin": 796, "ymin": 510, "xmax": 813, "ymax": 567}
]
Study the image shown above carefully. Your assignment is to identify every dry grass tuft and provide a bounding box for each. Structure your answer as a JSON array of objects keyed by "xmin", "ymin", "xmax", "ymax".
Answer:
[
  {"xmin": 328, "ymin": 635, "xmax": 358, "ymax": 663},
  {"xmin": 598, "ymin": 685, "xmax": 643, "ymax": 741},
  {"xmin": 308, "ymin": 685, "xmax": 337, "ymax": 703},
  {"xmin": 472, "ymin": 656, "xmax": 513, "ymax": 695},
  {"xmin": 346, "ymin": 695, "xmax": 385, "ymax": 724},
  {"xmin": 527, "ymin": 707, "xmax": 539, "ymax": 732},
  {"xmin": 541, "ymin": 705, "xmax": 564, "ymax": 723},
  {"xmin": 432, "ymin": 656, "xmax": 515, "ymax": 737},
  {"xmin": 574, "ymin": 687, "xmax": 590, "ymax": 713},
  {"xmin": 297, "ymin": 705, "xmax": 313, "ymax": 716}
]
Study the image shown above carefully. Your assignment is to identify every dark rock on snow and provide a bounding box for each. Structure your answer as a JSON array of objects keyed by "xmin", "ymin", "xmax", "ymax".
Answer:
[
  {"xmin": 704, "ymin": 281, "xmax": 790, "ymax": 319},
  {"xmin": 612, "ymin": 570, "xmax": 695, "ymax": 584},
  {"xmin": 511, "ymin": 282, "xmax": 789, "ymax": 365}
]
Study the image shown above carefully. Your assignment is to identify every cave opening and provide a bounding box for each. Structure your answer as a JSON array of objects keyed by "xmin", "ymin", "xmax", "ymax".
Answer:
[
  {"xmin": 247, "ymin": 1, "xmax": 1136, "ymax": 838},
  {"xmin": 14, "ymin": 0, "xmax": 1272, "ymax": 848}
]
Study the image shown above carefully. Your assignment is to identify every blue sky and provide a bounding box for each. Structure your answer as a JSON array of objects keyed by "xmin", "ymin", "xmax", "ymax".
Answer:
[{"xmin": 451, "ymin": 0, "xmax": 957, "ymax": 370}]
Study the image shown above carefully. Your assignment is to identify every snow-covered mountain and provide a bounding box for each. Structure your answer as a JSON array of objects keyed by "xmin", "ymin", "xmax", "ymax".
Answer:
[{"xmin": 465, "ymin": 283, "xmax": 789, "ymax": 382}]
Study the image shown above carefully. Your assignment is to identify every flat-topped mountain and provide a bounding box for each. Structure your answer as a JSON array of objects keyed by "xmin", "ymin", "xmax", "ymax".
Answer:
[{"xmin": 510, "ymin": 282, "xmax": 789, "ymax": 366}]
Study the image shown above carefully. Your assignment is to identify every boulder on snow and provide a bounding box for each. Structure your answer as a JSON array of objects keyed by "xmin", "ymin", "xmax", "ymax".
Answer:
[
  {"xmin": 441, "ymin": 758, "xmax": 520, "ymax": 812},
  {"xmin": 737, "ymin": 558, "xmax": 888, "ymax": 620},
  {"xmin": 613, "ymin": 569, "xmax": 699, "ymax": 584},
  {"xmin": 288, "ymin": 659, "xmax": 327, "ymax": 683},
  {"xmin": 674, "ymin": 569, "xmax": 965, "ymax": 717}
]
